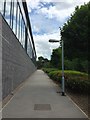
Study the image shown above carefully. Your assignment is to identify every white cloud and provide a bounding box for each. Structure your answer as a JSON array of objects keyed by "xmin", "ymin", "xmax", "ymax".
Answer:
[
  {"xmin": 26, "ymin": 0, "xmax": 41, "ymax": 12},
  {"xmin": 26, "ymin": 0, "xmax": 89, "ymax": 10},
  {"xmin": 38, "ymin": 5, "xmax": 74, "ymax": 22},
  {"xmin": 37, "ymin": 0, "xmax": 89, "ymax": 22},
  {"xmin": 30, "ymin": 12, "xmax": 60, "ymax": 35},
  {"xmin": 33, "ymin": 25, "xmax": 40, "ymax": 33},
  {"xmin": 0, "ymin": 0, "xmax": 89, "ymax": 60},
  {"xmin": 33, "ymin": 31, "xmax": 60, "ymax": 60},
  {"xmin": 27, "ymin": 0, "xmax": 89, "ymax": 59}
]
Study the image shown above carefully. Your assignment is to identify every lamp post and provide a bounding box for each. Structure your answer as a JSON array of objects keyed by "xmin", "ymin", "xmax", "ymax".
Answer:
[
  {"xmin": 49, "ymin": 37, "xmax": 65, "ymax": 96},
  {"xmin": 61, "ymin": 38, "xmax": 65, "ymax": 96}
]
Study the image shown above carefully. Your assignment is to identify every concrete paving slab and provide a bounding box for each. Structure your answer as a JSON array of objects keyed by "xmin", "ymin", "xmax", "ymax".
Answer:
[{"xmin": 2, "ymin": 70, "xmax": 88, "ymax": 118}]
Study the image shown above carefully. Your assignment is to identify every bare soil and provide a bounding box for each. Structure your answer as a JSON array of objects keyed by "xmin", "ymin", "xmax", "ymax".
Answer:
[{"xmin": 66, "ymin": 89, "xmax": 90, "ymax": 118}]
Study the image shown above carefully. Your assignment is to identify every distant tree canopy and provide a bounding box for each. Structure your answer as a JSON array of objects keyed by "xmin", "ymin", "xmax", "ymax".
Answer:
[
  {"xmin": 50, "ymin": 3, "xmax": 89, "ymax": 73},
  {"xmin": 37, "ymin": 56, "xmax": 50, "ymax": 68}
]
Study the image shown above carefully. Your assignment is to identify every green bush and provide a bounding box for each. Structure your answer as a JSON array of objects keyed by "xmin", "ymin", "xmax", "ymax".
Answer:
[
  {"xmin": 43, "ymin": 68, "xmax": 89, "ymax": 93},
  {"xmin": 42, "ymin": 68, "xmax": 58, "ymax": 74},
  {"xmin": 48, "ymin": 71, "xmax": 62, "ymax": 83}
]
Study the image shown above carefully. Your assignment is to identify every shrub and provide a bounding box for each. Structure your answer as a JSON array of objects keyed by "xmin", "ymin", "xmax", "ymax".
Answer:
[
  {"xmin": 42, "ymin": 68, "xmax": 58, "ymax": 74},
  {"xmin": 43, "ymin": 68, "xmax": 89, "ymax": 93},
  {"xmin": 48, "ymin": 71, "xmax": 62, "ymax": 83}
]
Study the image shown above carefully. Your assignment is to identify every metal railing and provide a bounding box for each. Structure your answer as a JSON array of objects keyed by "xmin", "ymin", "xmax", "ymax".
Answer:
[{"xmin": 0, "ymin": 0, "xmax": 36, "ymax": 63}]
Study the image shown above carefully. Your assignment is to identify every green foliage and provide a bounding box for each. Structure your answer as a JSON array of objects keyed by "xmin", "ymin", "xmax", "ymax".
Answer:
[
  {"xmin": 61, "ymin": 3, "xmax": 88, "ymax": 60},
  {"xmin": 60, "ymin": 3, "xmax": 89, "ymax": 72},
  {"xmin": 38, "ymin": 56, "xmax": 44, "ymax": 61},
  {"xmin": 37, "ymin": 56, "xmax": 50, "ymax": 69},
  {"xmin": 49, "ymin": 3, "xmax": 89, "ymax": 73},
  {"xmin": 48, "ymin": 70, "xmax": 62, "ymax": 83},
  {"xmin": 43, "ymin": 68, "xmax": 89, "ymax": 93},
  {"xmin": 51, "ymin": 47, "xmax": 62, "ymax": 69},
  {"xmin": 81, "ymin": 60, "xmax": 88, "ymax": 73},
  {"xmin": 42, "ymin": 68, "xmax": 58, "ymax": 74},
  {"xmin": 64, "ymin": 58, "xmax": 88, "ymax": 72}
]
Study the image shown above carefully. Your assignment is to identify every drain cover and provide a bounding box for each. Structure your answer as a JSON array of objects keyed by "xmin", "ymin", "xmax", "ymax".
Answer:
[{"xmin": 34, "ymin": 104, "xmax": 51, "ymax": 111}]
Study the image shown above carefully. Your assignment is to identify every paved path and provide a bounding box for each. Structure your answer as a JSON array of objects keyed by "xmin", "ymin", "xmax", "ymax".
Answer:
[{"xmin": 2, "ymin": 70, "xmax": 88, "ymax": 118}]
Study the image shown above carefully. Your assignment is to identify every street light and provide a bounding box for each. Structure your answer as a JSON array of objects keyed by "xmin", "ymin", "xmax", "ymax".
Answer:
[
  {"xmin": 49, "ymin": 39, "xmax": 60, "ymax": 43},
  {"xmin": 49, "ymin": 38, "xmax": 65, "ymax": 96}
]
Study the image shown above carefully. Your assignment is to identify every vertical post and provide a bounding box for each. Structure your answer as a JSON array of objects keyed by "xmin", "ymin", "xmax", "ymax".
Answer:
[
  {"xmin": 12, "ymin": 1, "xmax": 14, "ymax": 30},
  {"xmin": 18, "ymin": 11, "xmax": 20, "ymax": 40},
  {"xmin": 10, "ymin": 0, "xmax": 12, "ymax": 26},
  {"xmin": 3, "ymin": 0, "xmax": 6, "ymax": 17},
  {"xmin": 21, "ymin": 17, "xmax": 22, "ymax": 44},
  {"xmin": 23, "ymin": 22, "xmax": 25, "ymax": 48},
  {"xmin": 61, "ymin": 38, "xmax": 65, "ymax": 96},
  {"xmin": 25, "ymin": 26, "xmax": 27, "ymax": 52},
  {"xmin": 15, "ymin": 2, "xmax": 18, "ymax": 35}
]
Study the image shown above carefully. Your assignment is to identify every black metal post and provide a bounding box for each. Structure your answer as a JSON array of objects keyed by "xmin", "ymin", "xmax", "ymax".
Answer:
[
  {"xmin": 18, "ymin": 11, "xmax": 20, "ymax": 39},
  {"xmin": 12, "ymin": 1, "xmax": 14, "ymax": 29},
  {"xmin": 10, "ymin": 0, "xmax": 12, "ymax": 26},
  {"xmin": 3, "ymin": 0, "xmax": 6, "ymax": 17},
  {"xmin": 25, "ymin": 26, "xmax": 27, "ymax": 52},
  {"xmin": 15, "ymin": 1, "xmax": 18, "ymax": 35}
]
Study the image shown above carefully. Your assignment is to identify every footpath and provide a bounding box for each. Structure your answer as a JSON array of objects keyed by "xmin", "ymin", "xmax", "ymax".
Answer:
[{"xmin": 2, "ymin": 70, "xmax": 88, "ymax": 119}]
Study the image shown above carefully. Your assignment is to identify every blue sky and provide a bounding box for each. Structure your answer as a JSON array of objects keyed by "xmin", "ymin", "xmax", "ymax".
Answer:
[{"xmin": 26, "ymin": 0, "xmax": 89, "ymax": 60}]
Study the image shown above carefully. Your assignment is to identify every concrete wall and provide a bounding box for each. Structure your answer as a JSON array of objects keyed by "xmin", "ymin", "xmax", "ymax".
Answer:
[{"xmin": 1, "ymin": 15, "xmax": 36, "ymax": 99}]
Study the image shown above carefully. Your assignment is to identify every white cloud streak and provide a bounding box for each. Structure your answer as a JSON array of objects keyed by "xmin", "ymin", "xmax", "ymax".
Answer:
[
  {"xmin": 33, "ymin": 31, "xmax": 60, "ymax": 60},
  {"xmin": 26, "ymin": 0, "xmax": 89, "ymax": 60}
]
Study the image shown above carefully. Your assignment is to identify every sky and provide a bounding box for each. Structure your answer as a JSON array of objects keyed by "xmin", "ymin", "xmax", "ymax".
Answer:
[{"xmin": 27, "ymin": 0, "xmax": 89, "ymax": 60}]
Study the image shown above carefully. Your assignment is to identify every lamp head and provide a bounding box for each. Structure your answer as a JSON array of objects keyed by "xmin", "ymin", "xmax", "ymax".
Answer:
[{"xmin": 49, "ymin": 39, "xmax": 60, "ymax": 43}]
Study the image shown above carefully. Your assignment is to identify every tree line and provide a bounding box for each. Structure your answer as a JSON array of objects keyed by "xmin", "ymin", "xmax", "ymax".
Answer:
[{"xmin": 37, "ymin": 2, "xmax": 89, "ymax": 73}]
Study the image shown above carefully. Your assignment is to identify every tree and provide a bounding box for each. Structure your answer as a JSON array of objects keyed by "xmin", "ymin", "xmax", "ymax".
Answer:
[
  {"xmin": 60, "ymin": 2, "xmax": 89, "ymax": 72},
  {"xmin": 61, "ymin": 3, "xmax": 89, "ymax": 60},
  {"xmin": 50, "ymin": 3, "xmax": 89, "ymax": 72},
  {"xmin": 38, "ymin": 56, "xmax": 44, "ymax": 62},
  {"xmin": 51, "ymin": 47, "xmax": 62, "ymax": 69},
  {"xmin": 37, "ymin": 56, "xmax": 50, "ymax": 68}
]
